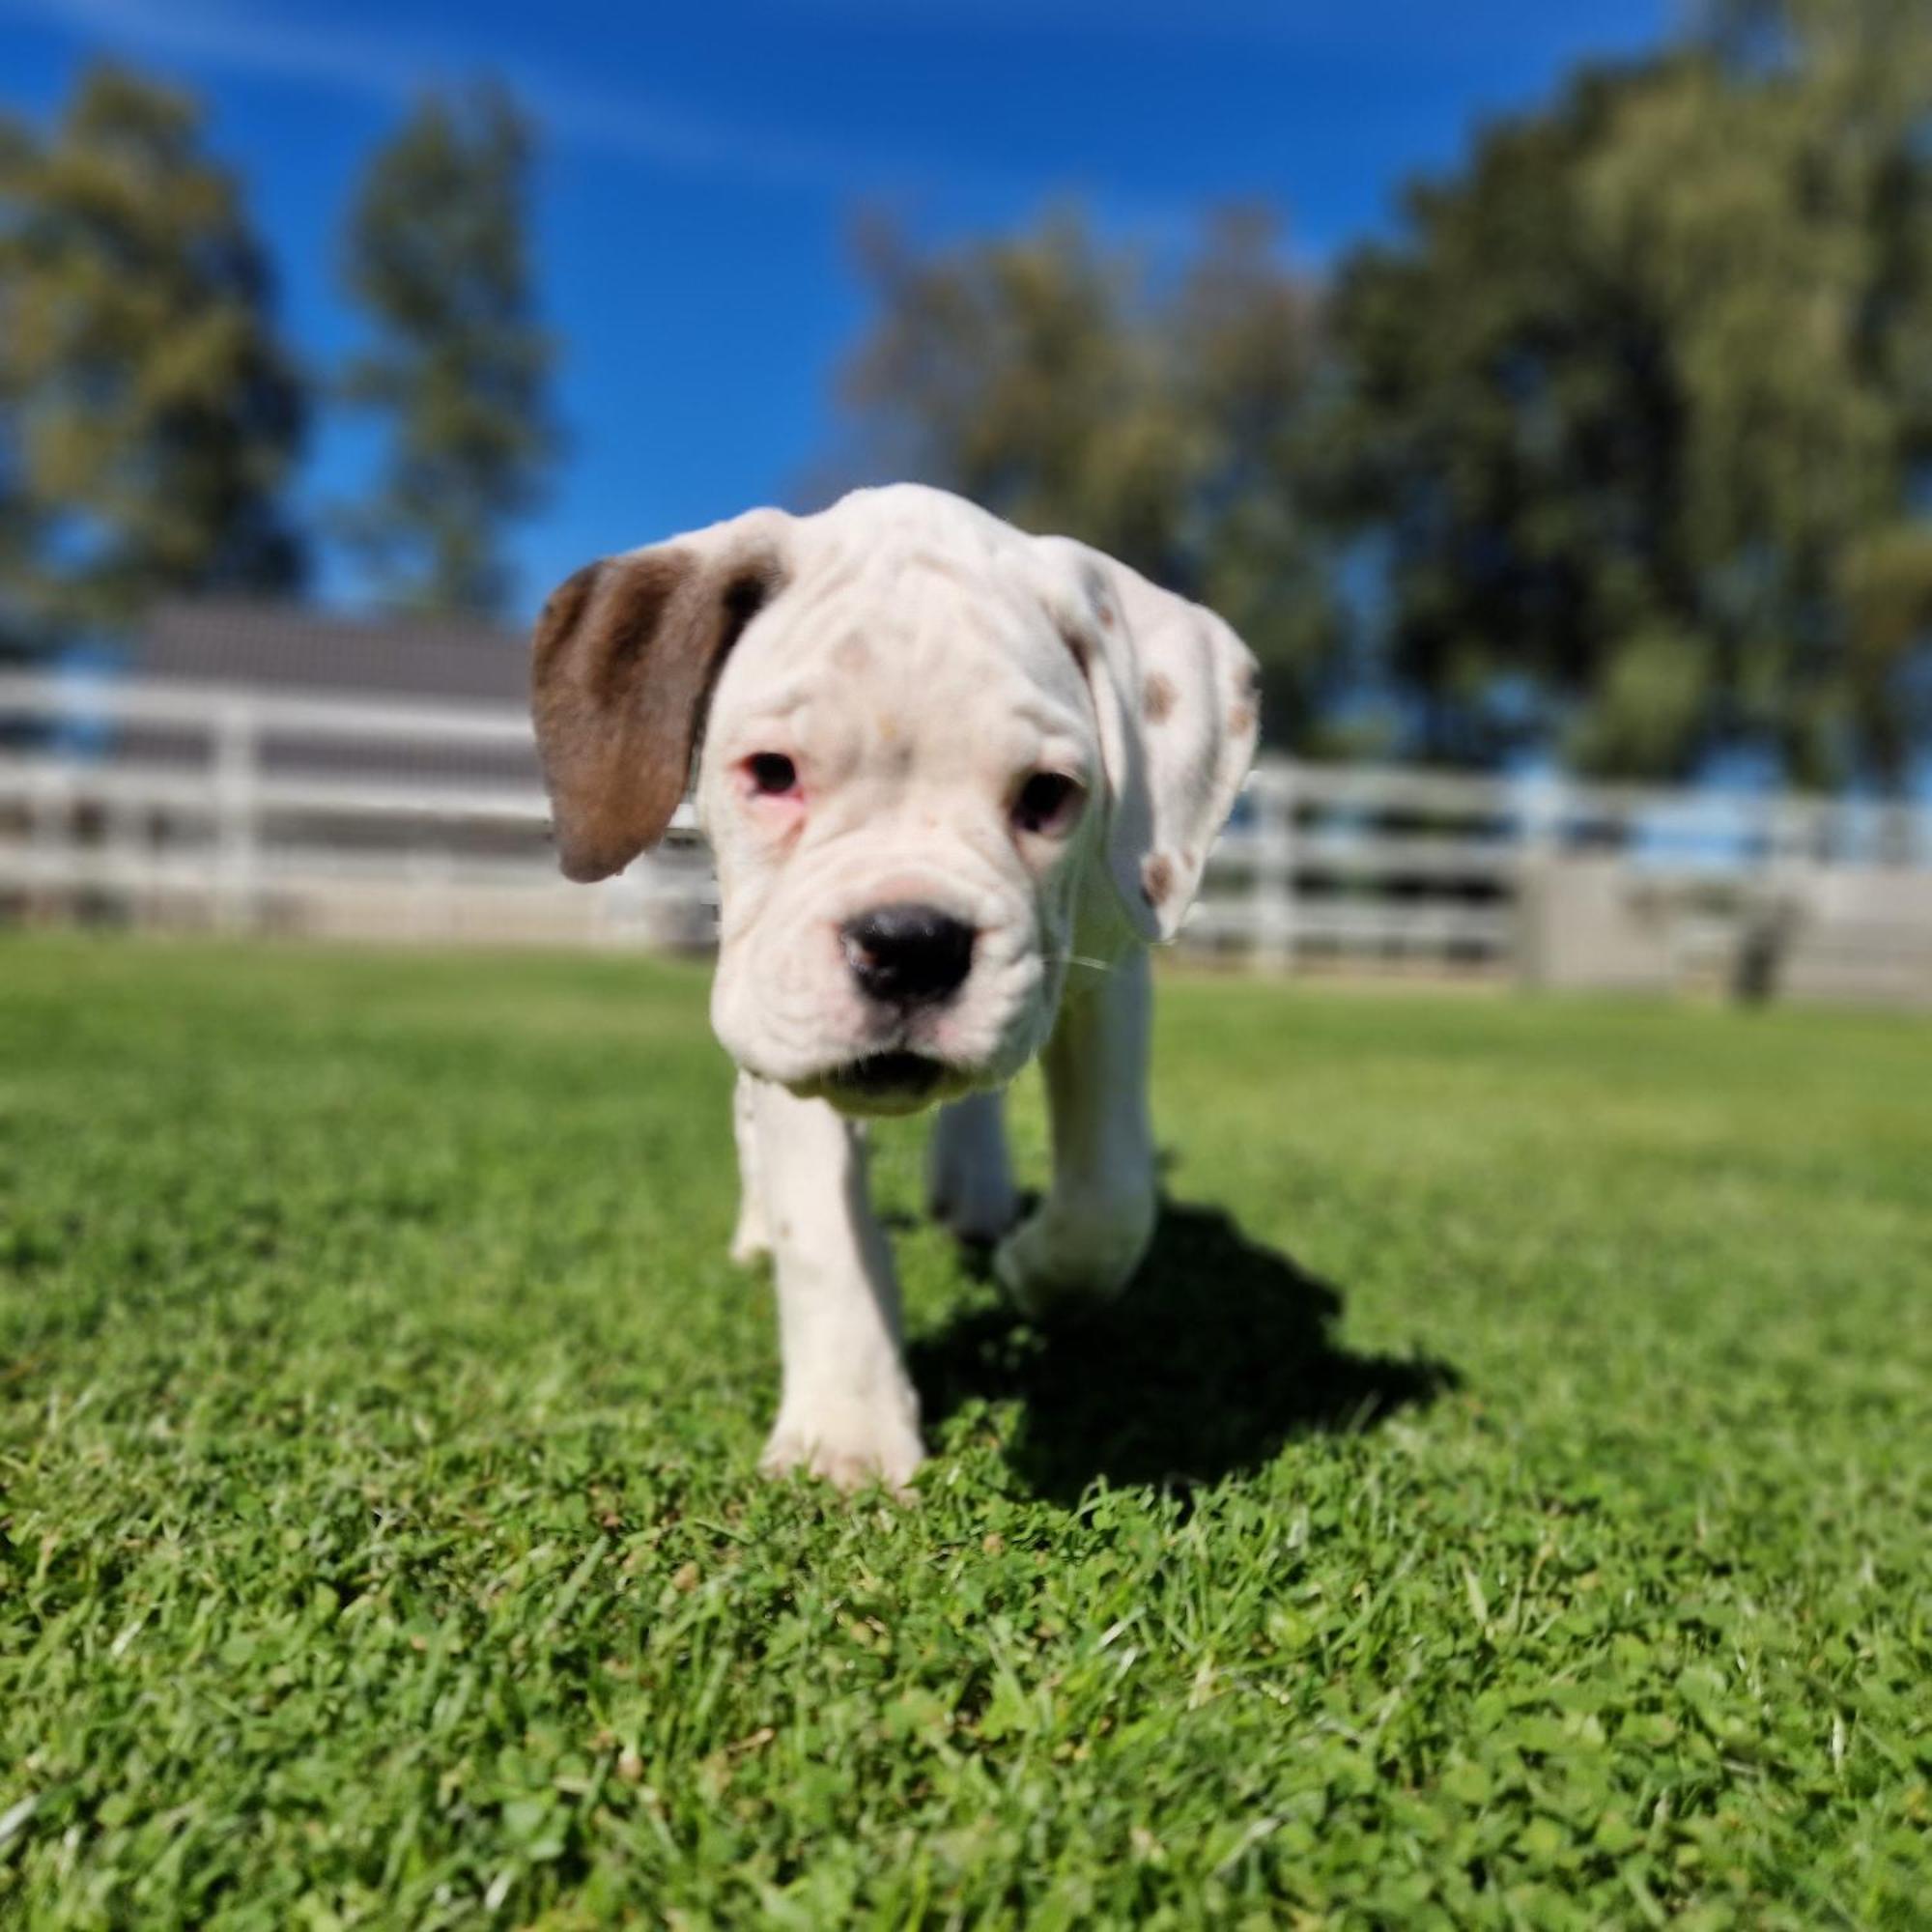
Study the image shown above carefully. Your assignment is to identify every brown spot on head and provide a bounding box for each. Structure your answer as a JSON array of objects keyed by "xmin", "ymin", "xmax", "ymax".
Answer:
[
  {"xmin": 833, "ymin": 635, "xmax": 869, "ymax": 674},
  {"xmin": 1140, "ymin": 853, "xmax": 1174, "ymax": 908},
  {"xmin": 1143, "ymin": 672, "xmax": 1177, "ymax": 724},
  {"xmin": 1228, "ymin": 702, "xmax": 1257, "ymax": 739}
]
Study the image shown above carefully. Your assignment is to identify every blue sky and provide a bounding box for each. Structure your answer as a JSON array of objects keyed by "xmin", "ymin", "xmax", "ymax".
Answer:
[{"xmin": 2, "ymin": 0, "xmax": 1676, "ymax": 621}]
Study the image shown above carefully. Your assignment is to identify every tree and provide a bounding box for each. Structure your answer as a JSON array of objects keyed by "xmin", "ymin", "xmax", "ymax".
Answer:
[
  {"xmin": 831, "ymin": 207, "xmax": 1343, "ymax": 750},
  {"xmin": 1698, "ymin": 0, "xmax": 1932, "ymax": 788},
  {"xmin": 0, "ymin": 65, "xmax": 306, "ymax": 646},
  {"xmin": 338, "ymin": 84, "xmax": 557, "ymax": 619},
  {"xmin": 1319, "ymin": 13, "xmax": 1932, "ymax": 787}
]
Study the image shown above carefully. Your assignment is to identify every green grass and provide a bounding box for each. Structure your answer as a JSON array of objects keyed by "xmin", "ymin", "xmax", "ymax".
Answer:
[{"xmin": 1, "ymin": 935, "xmax": 1928, "ymax": 1929}]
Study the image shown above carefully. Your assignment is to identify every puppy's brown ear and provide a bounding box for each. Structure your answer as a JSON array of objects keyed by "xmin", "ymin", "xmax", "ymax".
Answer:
[{"xmin": 531, "ymin": 510, "xmax": 791, "ymax": 881}]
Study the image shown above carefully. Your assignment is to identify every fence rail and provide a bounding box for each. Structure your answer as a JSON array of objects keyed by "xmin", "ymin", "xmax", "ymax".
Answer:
[{"xmin": 4, "ymin": 672, "xmax": 1930, "ymax": 996}]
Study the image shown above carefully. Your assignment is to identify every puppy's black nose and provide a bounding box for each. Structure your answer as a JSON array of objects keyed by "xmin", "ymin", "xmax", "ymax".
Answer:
[{"xmin": 841, "ymin": 902, "xmax": 976, "ymax": 1005}]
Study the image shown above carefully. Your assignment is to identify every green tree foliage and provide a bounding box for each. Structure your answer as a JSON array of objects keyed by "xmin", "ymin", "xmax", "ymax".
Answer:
[
  {"xmin": 833, "ymin": 207, "xmax": 1342, "ymax": 751},
  {"xmin": 832, "ymin": 7, "xmax": 1932, "ymax": 786},
  {"xmin": 338, "ymin": 84, "xmax": 557, "ymax": 619},
  {"xmin": 0, "ymin": 66, "xmax": 305, "ymax": 646},
  {"xmin": 1320, "ymin": 3, "xmax": 1932, "ymax": 786}
]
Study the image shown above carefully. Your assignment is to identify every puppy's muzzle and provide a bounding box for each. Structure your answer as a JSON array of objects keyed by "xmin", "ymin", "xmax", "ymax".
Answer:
[{"xmin": 840, "ymin": 901, "xmax": 976, "ymax": 1008}]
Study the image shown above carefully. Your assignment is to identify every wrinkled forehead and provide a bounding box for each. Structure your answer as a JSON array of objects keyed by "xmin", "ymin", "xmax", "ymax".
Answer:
[{"xmin": 708, "ymin": 535, "xmax": 1094, "ymax": 771}]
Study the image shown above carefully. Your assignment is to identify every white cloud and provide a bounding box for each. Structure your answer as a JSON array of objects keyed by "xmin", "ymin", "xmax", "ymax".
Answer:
[
  {"xmin": 3, "ymin": 0, "xmax": 1214, "ymax": 238},
  {"xmin": 2, "ymin": 0, "xmax": 919, "ymax": 195}
]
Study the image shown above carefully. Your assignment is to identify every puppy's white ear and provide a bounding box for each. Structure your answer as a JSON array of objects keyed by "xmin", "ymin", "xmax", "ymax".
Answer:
[
  {"xmin": 531, "ymin": 509, "xmax": 792, "ymax": 882},
  {"xmin": 1033, "ymin": 536, "xmax": 1262, "ymax": 942}
]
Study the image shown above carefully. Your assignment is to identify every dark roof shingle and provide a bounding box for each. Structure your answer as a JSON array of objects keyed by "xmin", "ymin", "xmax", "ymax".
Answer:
[{"xmin": 139, "ymin": 600, "xmax": 530, "ymax": 706}]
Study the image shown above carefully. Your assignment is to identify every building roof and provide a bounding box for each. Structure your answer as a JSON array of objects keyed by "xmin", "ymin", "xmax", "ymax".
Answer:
[{"xmin": 139, "ymin": 599, "xmax": 531, "ymax": 707}]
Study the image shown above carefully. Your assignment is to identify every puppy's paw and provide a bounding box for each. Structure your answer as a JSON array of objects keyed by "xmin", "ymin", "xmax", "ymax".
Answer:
[
  {"xmin": 728, "ymin": 1220, "xmax": 771, "ymax": 1268},
  {"xmin": 993, "ymin": 1188, "xmax": 1156, "ymax": 1324},
  {"xmin": 927, "ymin": 1166, "xmax": 1022, "ymax": 1248},
  {"xmin": 727, "ymin": 1190, "xmax": 771, "ymax": 1267},
  {"xmin": 926, "ymin": 1104, "xmax": 1021, "ymax": 1246},
  {"xmin": 760, "ymin": 1396, "xmax": 925, "ymax": 1497}
]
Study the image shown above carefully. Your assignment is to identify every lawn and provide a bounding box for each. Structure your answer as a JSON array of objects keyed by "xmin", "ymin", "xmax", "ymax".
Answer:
[{"xmin": 0, "ymin": 935, "xmax": 1927, "ymax": 1928}]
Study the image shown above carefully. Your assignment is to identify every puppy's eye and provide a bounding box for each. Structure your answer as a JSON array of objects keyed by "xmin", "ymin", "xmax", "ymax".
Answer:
[
  {"xmin": 743, "ymin": 753, "xmax": 799, "ymax": 798},
  {"xmin": 1013, "ymin": 771, "xmax": 1083, "ymax": 837}
]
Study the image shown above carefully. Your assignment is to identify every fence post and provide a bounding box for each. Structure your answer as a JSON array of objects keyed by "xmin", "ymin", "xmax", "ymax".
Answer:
[
  {"xmin": 213, "ymin": 696, "xmax": 260, "ymax": 932},
  {"xmin": 104, "ymin": 790, "xmax": 146, "ymax": 924},
  {"xmin": 1514, "ymin": 774, "xmax": 1566, "ymax": 989},
  {"xmin": 29, "ymin": 764, "xmax": 72, "ymax": 921},
  {"xmin": 1873, "ymin": 797, "xmax": 1915, "ymax": 869},
  {"xmin": 406, "ymin": 840, "xmax": 459, "ymax": 944},
  {"xmin": 1249, "ymin": 764, "xmax": 1296, "ymax": 971}
]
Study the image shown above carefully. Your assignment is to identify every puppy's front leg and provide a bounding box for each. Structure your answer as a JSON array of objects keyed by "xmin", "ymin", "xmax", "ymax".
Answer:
[
  {"xmin": 746, "ymin": 1075, "xmax": 924, "ymax": 1493},
  {"xmin": 926, "ymin": 1090, "xmax": 1021, "ymax": 1245},
  {"xmin": 994, "ymin": 946, "xmax": 1158, "ymax": 1321},
  {"xmin": 727, "ymin": 1072, "xmax": 771, "ymax": 1264}
]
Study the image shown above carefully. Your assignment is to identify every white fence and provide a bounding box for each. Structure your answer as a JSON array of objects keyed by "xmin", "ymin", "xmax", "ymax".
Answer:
[{"xmin": 3, "ymin": 671, "xmax": 1930, "ymax": 995}]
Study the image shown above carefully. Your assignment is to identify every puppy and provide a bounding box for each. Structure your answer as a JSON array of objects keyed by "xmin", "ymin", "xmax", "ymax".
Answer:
[{"xmin": 531, "ymin": 485, "xmax": 1259, "ymax": 1491}]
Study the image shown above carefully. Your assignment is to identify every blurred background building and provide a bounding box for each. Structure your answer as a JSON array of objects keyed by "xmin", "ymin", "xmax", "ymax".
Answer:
[{"xmin": 2, "ymin": 0, "xmax": 1929, "ymax": 1000}]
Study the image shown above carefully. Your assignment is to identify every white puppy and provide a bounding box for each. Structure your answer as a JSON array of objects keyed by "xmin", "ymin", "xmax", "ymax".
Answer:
[{"xmin": 532, "ymin": 485, "xmax": 1258, "ymax": 1491}]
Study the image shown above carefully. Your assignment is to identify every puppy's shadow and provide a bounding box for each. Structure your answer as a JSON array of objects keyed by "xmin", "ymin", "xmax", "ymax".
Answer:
[{"xmin": 909, "ymin": 1200, "xmax": 1459, "ymax": 1501}]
